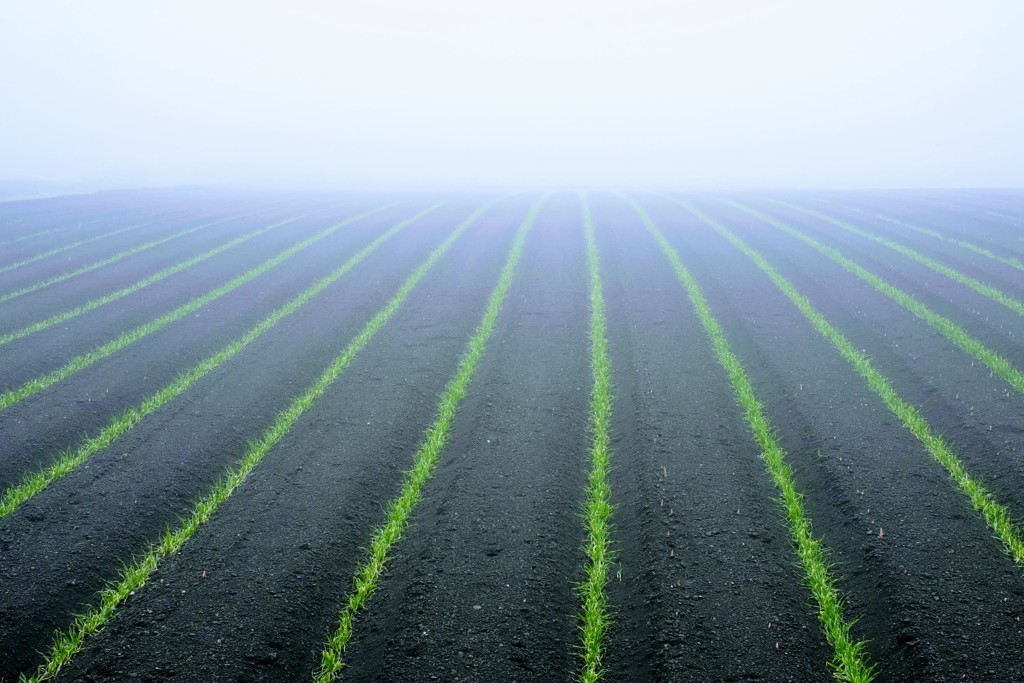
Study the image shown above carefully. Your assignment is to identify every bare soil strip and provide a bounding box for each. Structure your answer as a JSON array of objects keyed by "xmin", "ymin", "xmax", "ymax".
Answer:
[
  {"xmin": 0, "ymin": 205, "xmax": 441, "ymax": 519},
  {"xmin": 659, "ymin": 196, "xmax": 1024, "ymax": 682},
  {"xmin": 918, "ymin": 191, "xmax": 1024, "ymax": 220},
  {"xmin": 818, "ymin": 194, "xmax": 1024, "ymax": 256},
  {"xmin": 595, "ymin": 196, "xmax": 832, "ymax": 681},
  {"xmin": 745, "ymin": 201, "xmax": 1024, "ymax": 368},
  {"xmin": 0, "ymin": 218, "xmax": 104, "ymax": 249},
  {"xmin": 0, "ymin": 203, "xmax": 490, "ymax": 680},
  {"xmin": 630, "ymin": 199, "xmax": 873, "ymax": 682},
  {"xmin": 15, "ymin": 200, "xmax": 496, "ymax": 683},
  {"xmin": 314, "ymin": 199, "xmax": 540, "ymax": 682},
  {"xmin": 0, "ymin": 207, "xmax": 408, "ymax": 494},
  {"xmin": 809, "ymin": 197, "xmax": 1024, "ymax": 269},
  {"xmin": 684, "ymin": 203, "xmax": 1024, "ymax": 567},
  {"xmin": 333, "ymin": 199, "xmax": 588, "ymax": 683},
  {"xmin": 0, "ymin": 210, "xmax": 319, "ymax": 346},
  {"xmin": 722, "ymin": 201, "xmax": 1024, "ymax": 396},
  {"xmin": 4, "ymin": 191, "xmax": 1022, "ymax": 682},
  {"xmin": 0, "ymin": 224, "xmax": 142, "ymax": 274},
  {"xmin": 0, "ymin": 208, "xmax": 270, "ymax": 304},
  {"xmin": 0, "ymin": 204, "xmax": 393, "ymax": 413},
  {"xmin": 46, "ymin": 200, "xmax": 529, "ymax": 683},
  {"xmin": 872, "ymin": 214, "xmax": 1024, "ymax": 272},
  {"xmin": 777, "ymin": 201, "xmax": 1024, "ymax": 317},
  {"xmin": 0, "ymin": 194, "xmax": 225, "ymax": 243}
]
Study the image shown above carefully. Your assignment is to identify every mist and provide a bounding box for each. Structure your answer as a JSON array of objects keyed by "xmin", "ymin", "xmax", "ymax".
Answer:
[{"xmin": 2, "ymin": 1, "xmax": 1022, "ymax": 190}]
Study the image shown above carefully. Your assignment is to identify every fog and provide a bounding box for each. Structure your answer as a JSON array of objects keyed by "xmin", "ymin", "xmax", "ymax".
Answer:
[{"xmin": 2, "ymin": 1, "xmax": 1022, "ymax": 190}]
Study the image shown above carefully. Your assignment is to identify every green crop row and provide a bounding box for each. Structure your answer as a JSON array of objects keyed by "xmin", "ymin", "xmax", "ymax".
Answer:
[
  {"xmin": 0, "ymin": 204, "xmax": 439, "ymax": 519},
  {"xmin": 872, "ymin": 214, "xmax": 1024, "ymax": 272},
  {"xmin": 0, "ymin": 224, "xmax": 141, "ymax": 275},
  {"xmin": 777, "ymin": 201, "xmax": 1024, "ymax": 317},
  {"xmin": 315, "ymin": 198, "xmax": 540, "ymax": 682},
  {"xmin": 0, "ymin": 209, "xmax": 267, "ymax": 304},
  {"xmin": 576, "ymin": 197, "xmax": 616, "ymax": 683},
  {"xmin": 0, "ymin": 211, "xmax": 313, "ymax": 346},
  {"xmin": 18, "ymin": 200, "xmax": 495, "ymax": 683},
  {"xmin": 729, "ymin": 203, "xmax": 1024, "ymax": 396},
  {"xmin": 686, "ymin": 201, "xmax": 1024, "ymax": 567},
  {"xmin": 635, "ymin": 198, "xmax": 875, "ymax": 683},
  {"xmin": 0, "ymin": 219, "xmax": 101, "ymax": 249},
  {"xmin": 0, "ymin": 204, "xmax": 394, "ymax": 413}
]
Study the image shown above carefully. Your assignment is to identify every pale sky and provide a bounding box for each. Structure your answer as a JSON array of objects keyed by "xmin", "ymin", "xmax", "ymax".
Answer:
[{"xmin": 1, "ymin": 2, "xmax": 1021, "ymax": 190}]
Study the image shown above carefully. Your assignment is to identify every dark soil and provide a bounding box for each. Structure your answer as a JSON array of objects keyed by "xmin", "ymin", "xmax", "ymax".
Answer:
[
  {"xmin": 337, "ymin": 199, "xmax": 592, "ymax": 683},
  {"xmin": 592, "ymin": 196, "xmax": 834, "ymax": 682},
  {"xmin": 0, "ymin": 197, "xmax": 503, "ymax": 676},
  {"xmin": 2, "ymin": 190, "xmax": 1024, "ymax": 682},
  {"xmin": 656, "ymin": 196, "xmax": 1024, "ymax": 682},
  {"xmin": 0, "ymin": 200, "xmax": 420, "ymax": 487}
]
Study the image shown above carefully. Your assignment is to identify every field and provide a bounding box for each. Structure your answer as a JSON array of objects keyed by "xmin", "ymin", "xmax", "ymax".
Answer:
[{"xmin": 1, "ymin": 188, "xmax": 1023, "ymax": 682}]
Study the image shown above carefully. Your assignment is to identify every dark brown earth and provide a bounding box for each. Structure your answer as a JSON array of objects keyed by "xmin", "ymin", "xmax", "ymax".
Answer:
[{"xmin": 1, "ymin": 189, "xmax": 1023, "ymax": 682}]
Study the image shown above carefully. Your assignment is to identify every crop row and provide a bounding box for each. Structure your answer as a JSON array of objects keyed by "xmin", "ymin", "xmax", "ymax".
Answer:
[
  {"xmin": 1, "ymin": 193, "xmax": 1021, "ymax": 681},
  {"xmin": 0, "ymin": 217, "xmax": 106, "ymax": 249},
  {"xmin": 780, "ymin": 201, "xmax": 1024, "ymax": 317},
  {"xmin": 653, "ymin": 196, "xmax": 1024, "ymax": 680},
  {"xmin": 0, "ymin": 207, "xmax": 268, "ymax": 305},
  {"xmin": 0, "ymin": 204, "xmax": 393, "ymax": 413},
  {"xmin": 827, "ymin": 201, "xmax": 1024, "ymax": 272},
  {"xmin": 15, "ymin": 200, "xmax": 492, "ymax": 681}
]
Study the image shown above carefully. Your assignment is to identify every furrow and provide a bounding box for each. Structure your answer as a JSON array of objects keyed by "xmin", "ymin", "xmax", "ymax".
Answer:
[
  {"xmin": 819, "ymin": 196, "xmax": 1024, "ymax": 269},
  {"xmin": 872, "ymin": 214, "xmax": 1024, "ymax": 272},
  {"xmin": 16, "ymin": 199, "xmax": 494, "ymax": 683},
  {"xmin": 987, "ymin": 210, "xmax": 1024, "ymax": 225},
  {"xmin": 774, "ymin": 201, "xmax": 1024, "ymax": 317},
  {"xmin": 313, "ymin": 198, "xmax": 542, "ymax": 683},
  {"xmin": 628, "ymin": 199, "xmax": 874, "ymax": 683},
  {"xmin": 0, "ymin": 209, "xmax": 266, "ymax": 304},
  {"xmin": 0, "ymin": 204, "xmax": 439, "ymax": 519},
  {"xmin": 0, "ymin": 219, "xmax": 102, "ymax": 249},
  {"xmin": 0, "ymin": 210, "xmax": 320, "ymax": 346},
  {"xmin": 576, "ymin": 196, "xmax": 615, "ymax": 683},
  {"xmin": 0, "ymin": 224, "xmax": 142, "ymax": 274},
  {"xmin": 719, "ymin": 202, "xmax": 1024, "ymax": 396},
  {"xmin": 0, "ymin": 204, "xmax": 394, "ymax": 413},
  {"xmin": 682, "ymin": 202, "xmax": 1024, "ymax": 568}
]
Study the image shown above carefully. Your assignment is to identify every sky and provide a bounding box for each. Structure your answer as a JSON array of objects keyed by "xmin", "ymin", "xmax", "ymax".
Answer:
[{"xmin": 1, "ymin": 1, "xmax": 1022, "ymax": 190}]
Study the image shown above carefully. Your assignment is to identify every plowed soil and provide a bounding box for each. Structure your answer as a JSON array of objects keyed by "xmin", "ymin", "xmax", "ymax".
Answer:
[{"xmin": 2, "ymin": 189, "xmax": 1023, "ymax": 682}]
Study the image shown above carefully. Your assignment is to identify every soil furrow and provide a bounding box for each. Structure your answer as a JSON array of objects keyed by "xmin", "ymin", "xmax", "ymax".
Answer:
[
  {"xmin": 0, "ymin": 209, "xmax": 248, "ymax": 300},
  {"xmin": 774, "ymin": 202, "xmax": 1024, "ymax": 309},
  {"xmin": 35, "ymin": 199, "xmax": 524, "ymax": 683},
  {"xmin": 700, "ymin": 200, "xmax": 1024, "ymax": 530},
  {"xmin": 0, "ymin": 208, "xmax": 310, "ymax": 346},
  {"xmin": 815, "ymin": 200, "xmax": 1024, "ymax": 276},
  {"xmin": 319, "ymin": 198, "xmax": 590, "ymax": 683},
  {"xmin": 741, "ymin": 201, "xmax": 1024, "ymax": 355},
  {"xmin": 0, "ymin": 204, "xmax": 395, "ymax": 413},
  {"xmin": 0, "ymin": 199, "xmax": 504, "ymax": 680},
  {"xmin": 662, "ymin": 197, "xmax": 1024, "ymax": 682},
  {"xmin": 0, "ymin": 205, "xmax": 417, "ymax": 492},
  {"xmin": 3, "ymin": 190, "xmax": 1023, "ymax": 681},
  {"xmin": 595, "ymin": 195, "xmax": 838, "ymax": 682},
  {"xmin": 0, "ymin": 204, "xmax": 330, "ymax": 346}
]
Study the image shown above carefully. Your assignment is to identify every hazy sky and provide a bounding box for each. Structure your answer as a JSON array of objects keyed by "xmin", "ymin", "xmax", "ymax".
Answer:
[{"xmin": 1, "ymin": 2, "xmax": 1022, "ymax": 190}]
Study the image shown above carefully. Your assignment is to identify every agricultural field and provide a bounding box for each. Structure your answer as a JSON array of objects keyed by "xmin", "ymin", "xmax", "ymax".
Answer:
[{"xmin": 1, "ymin": 188, "xmax": 1023, "ymax": 682}]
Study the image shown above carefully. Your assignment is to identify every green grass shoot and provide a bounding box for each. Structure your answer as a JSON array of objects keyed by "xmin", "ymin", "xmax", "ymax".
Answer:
[
  {"xmin": 576, "ymin": 195, "xmax": 616, "ymax": 683},
  {"xmin": 17, "ymin": 200, "xmax": 495, "ymax": 683},
  {"xmin": 313, "ymin": 199, "xmax": 541, "ymax": 683},
  {"xmin": 630, "ymin": 198, "xmax": 875, "ymax": 683},
  {"xmin": 682, "ymin": 202, "xmax": 1024, "ymax": 571}
]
